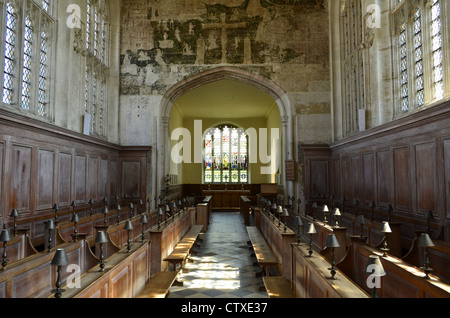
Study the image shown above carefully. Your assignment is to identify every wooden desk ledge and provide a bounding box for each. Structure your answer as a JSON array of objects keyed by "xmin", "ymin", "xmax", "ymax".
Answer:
[
  {"xmin": 263, "ymin": 276, "xmax": 296, "ymax": 298},
  {"xmin": 137, "ymin": 270, "xmax": 180, "ymax": 298}
]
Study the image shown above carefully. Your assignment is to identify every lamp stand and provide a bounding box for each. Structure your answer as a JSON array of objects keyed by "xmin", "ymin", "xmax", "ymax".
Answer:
[{"xmin": 52, "ymin": 266, "xmax": 65, "ymax": 298}]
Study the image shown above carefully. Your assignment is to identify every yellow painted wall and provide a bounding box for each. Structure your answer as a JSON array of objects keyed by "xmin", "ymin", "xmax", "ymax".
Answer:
[{"xmin": 169, "ymin": 108, "xmax": 283, "ymax": 185}]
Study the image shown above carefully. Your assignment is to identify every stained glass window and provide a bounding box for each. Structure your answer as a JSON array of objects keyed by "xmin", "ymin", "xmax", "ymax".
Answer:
[
  {"xmin": 430, "ymin": 0, "xmax": 444, "ymax": 100},
  {"xmin": 204, "ymin": 126, "xmax": 248, "ymax": 184},
  {"xmin": 2, "ymin": 1, "xmax": 16, "ymax": 104},
  {"xmin": 21, "ymin": 16, "xmax": 33, "ymax": 111}
]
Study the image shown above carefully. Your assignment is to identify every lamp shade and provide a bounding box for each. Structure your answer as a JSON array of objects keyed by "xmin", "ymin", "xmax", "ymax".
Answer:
[
  {"xmin": 117, "ymin": 204, "xmax": 122, "ymax": 211},
  {"xmin": 418, "ymin": 233, "xmax": 434, "ymax": 248},
  {"xmin": 311, "ymin": 202, "xmax": 318, "ymax": 208},
  {"xmin": 380, "ymin": 221, "xmax": 392, "ymax": 233},
  {"xmin": 46, "ymin": 219, "xmax": 55, "ymax": 230},
  {"xmin": 71, "ymin": 201, "xmax": 77, "ymax": 207},
  {"xmin": 326, "ymin": 234, "xmax": 340, "ymax": 248},
  {"xmin": 158, "ymin": 208, "xmax": 163, "ymax": 216},
  {"xmin": 10, "ymin": 209, "xmax": 19, "ymax": 218},
  {"xmin": 103, "ymin": 206, "xmax": 109, "ymax": 214},
  {"xmin": 95, "ymin": 231, "xmax": 108, "ymax": 244},
  {"xmin": 307, "ymin": 223, "xmax": 317, "ymax": 234},
  {"xmin": 53, "ymin": 203, "xmax": 60, "ymax": 211},
  {"xmin": 294, "ymin": 216, "xmax": 303, "ymax": 226},
  {"xmin": 334, "ymin": 208, "xmax": 341, "ymax": 216},
  {"xmin": 357, "ymin": 215, "xmax": 365, "ymax": 225},
  {"xmin": 277, "ymin": 206, "xmax": 283, "ymax": 213},
  {"xmin": 165, "ymin": 205, "xmax": 170, "ymax": 212},
  {"xmin": 124, "ymin": 220, "xmax": 134, "ymax": 230},
  {"xmin": 365, "ymin": 255, "xmax": 386, "ymax": 276},
  {"xmin": 140, "ymin": 214, "xmax": 149, "ymax": 224},
  {"xmin": 369, "ymin": 201, "xmax": 375, "ymax": 208},
  {"xmin": 282, "ymin": 208, "xmax": 289, "ymax": 217},
  {"xmin": 0, "ymin": 225, "xmax": 12, "ymax": 243},
  {"xmin": 89, "ymin": 198, "xmax": 94, "ymax": 205},
  {"xmin": 51, "ymin": 249, "xmax": 69, "ymax": 266},
  {"xmin": 271, "ymin": 202, "xmax": 277, "ymax": 210},
  {"xmin": 323, "ymin": 205, "xmax": 329, "ymax": 212},
  {"xmin": 129, "ymin": 202, "xmax": 134, "ymax": 209},
  {"xmin": 178, "ymin": 200, "xmax": 182, "ymax": 206},
  {"xmin": 71, "ymin": 213, "xmax": 79, "ymax": 223},
  {"xmin": 139, "ymin": 199, "xmax": 143, "ymax": 205},
  {"xmin": 424, "ymin": 210, "xmax": 433, "ymax": 219}
]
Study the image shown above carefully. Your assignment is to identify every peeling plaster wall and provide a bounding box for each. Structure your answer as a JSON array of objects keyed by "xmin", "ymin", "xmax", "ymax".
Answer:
[{"xmin": 119, "ymin": 0, "xmax": 332, "ymax": 147}]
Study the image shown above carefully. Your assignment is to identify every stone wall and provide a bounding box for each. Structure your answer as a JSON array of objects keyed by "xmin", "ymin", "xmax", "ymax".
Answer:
[{"xmin": 119, "ymin": 0, "xmax": 332, "ymax": 146}]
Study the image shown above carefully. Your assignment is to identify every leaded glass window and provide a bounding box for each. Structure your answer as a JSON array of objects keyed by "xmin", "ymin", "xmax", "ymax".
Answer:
[
  {"xmin": 2, "ymin": 1, "xmax": 16, "ymax": 104},
  {"xmin": 399, "ymin": 21, "xmax": 409, "ymax": 112},
  {"xmin": 21, "ymin": 15, "xmax": 33, "ymax": 111},
  {"xmin": 430, "ymin": 0, "xmax": 444, "ymax": 100},
  {"xmin": 204, "ymin": 126, "xmax": 248, "ymax": 184},
  {"xmin": 413, "ymin": 9, "xmax": 424, "ymax": 107},
  {"xmin": 38, "ymin": 30, "xmax": 48, "ymax": 116}
]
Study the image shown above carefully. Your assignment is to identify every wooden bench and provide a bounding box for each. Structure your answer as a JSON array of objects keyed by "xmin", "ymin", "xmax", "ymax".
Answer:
[
  {"xmin": 137, "ymin": 270, "xmax": 180, "ymax": 298},
  {"xmin": 246, "ymin": 226, "xmax": 279, "ymax": 277},
  {"xmin": 163, "ymin": 225, "xmax": 203, "ymax": 272},
  {"xmin": 263, "ymin": 276, "xmax": 296, "ymax": 298}
]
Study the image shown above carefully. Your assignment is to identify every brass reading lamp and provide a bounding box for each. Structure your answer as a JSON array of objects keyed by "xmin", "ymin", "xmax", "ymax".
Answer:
[
  {"xmin": 294, "ymin": 216, "xmax": 303, "ymax": 245},
  {"xmin": 365, "ymin": 255, "xmax": 386, "ymax": 298},
  {"xmin": 357, "ymin": 214, "xmax": 366, "ymax": 244},
  {"xmin": 1, "ymin": 225, "xmax": 12, "ymax": 270},
  {"xmin": 282, "ymin": 208, "xmax": 290, "ymax": 232},
  {"xmin": 307, "ymin": 223, "xmax": 317, "ymax": 257},
  {"xmin": 334, "ymin": 208, "xmax": 341, "ymax": 227},
  {"xmin": 51, "ymin": 248, "xmax": 69, "ymax": 298},
  {"xmin": 53, "ymin": 203, "xmax": 60, "ymax": 223},
  {"xmin": 129, "ymin": 202, "xmax": 135, "ymax": 220},
  {"xmin": 46, "ymin": 219, "xmax": 55, "ymax": 252},
  {"xmin": 140, "ymin": 214, "xmax": 149, "ymax": 241},
  {"xmin": 10, "ymin": 209, "xmax": 19, "ymax": 236},
  {"xmin": 418, "ymin": 233, "xmax": 434, "ymax": 279},
  {"xmin": 326, "ymin": 234, "xmax": 340, "ymax": 280},
  {"xmin": 124, "ymin": 220, "xmax": 134, "ymax": 253},
  {"xmin": 95, "ymin": 231, "xmax": 108, "ymax": 272},
  {"xmin": 277, "ymin": 205, "xmax": 283, "ymax": 227},
  {"xmin": 116, "ymin": 203, "xmax": 122, "ymax": 224},
  {"xmin": 380, "ymin": 221, "xmax": 392, "ymax": 256},
  {"xmin": 88, "ymin": 198, "xmax": 94, "ymax": 216},
  {"xmin": 71, "ymin": 213, "xmax": 80, "ymax": 242},
  {"xmin": 322, "ymin": 205, "xmax": 329, "ymax": 224},
  {"xmin": 102, "ymin": 206, "xmax": 109, "ymax": 226}
]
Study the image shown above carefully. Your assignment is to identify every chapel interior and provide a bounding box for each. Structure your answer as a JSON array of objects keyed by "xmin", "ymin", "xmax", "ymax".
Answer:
[{"xmin": 0, "ymin": 0, "xmax": 449, "ymax": 299}]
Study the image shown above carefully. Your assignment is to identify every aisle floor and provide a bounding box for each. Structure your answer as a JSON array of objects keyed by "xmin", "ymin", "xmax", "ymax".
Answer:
[{"xmin": 168, "ymin": 212, "xmax": 269, "ymax": 298}]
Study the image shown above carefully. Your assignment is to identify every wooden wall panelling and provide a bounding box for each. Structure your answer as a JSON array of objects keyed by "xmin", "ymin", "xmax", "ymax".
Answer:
[
  {"xmin": 88, "ymin": 156, "xmax": 99, "ymax": 202},
  {"xmin": 414, "ymin": 141, "xmax": 437, "ymax": 215},
  {"xmin": 59, "ymin": 152, "xmax": 72, "ymax": 206},
  {"xmin": 362, "ymin": 152, "xmax": 375, "ymax": 204},
  {"xmin": 393, "ymin": 146, "xmax": 411, "ymax": 212},
  {"xmin": 351, "ymin": 155, "xmax": 361, "ymax": 201},
  {"xmin": 75, "ymin": 155, "xmax": 87, "ymax": 204},
  {"xmin": 11, "ymin": 144, "xmax": 33, "ymax": 214},
  {"xmin": 376, "ymin": 149, "xmax": 391, "ymax": 208},
  {"xmin": 443, "ymin": 137, "xmax": 450, "ymax": 239},
  {"xmin": 37, "ymin": 149, "xmax": 55, "ymax": 211}
]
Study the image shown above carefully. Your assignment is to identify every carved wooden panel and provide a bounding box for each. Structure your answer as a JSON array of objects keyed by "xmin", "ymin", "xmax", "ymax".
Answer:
[
  {"xmin": 362, "ymin": 152, "xmax": 374, "ymax": 203},
  {"xmin": 59, "ymin": 152, "xmax": 72, "ymax": 206},
  {"xmin": 415, "ymin": 142, "xmax": 437, "ymax": 214},
  {"xmin": 110, "ymin": 161, "xmax": 119, "ymax": 197},
  {"xmin": 11, "ymin": 145, "xmax": 32, "ymax": 213},
  {"xmin": 75, "ymin": 155, "xmax": 87, "ymax": 204},
  {"xmin": 111, "ymin": 266, "xmax": 131, "ymax": 298},
  {"xmin": 99, "ymin": 159, "xmax": 108, "ymax": 199},
  {"xmin": 122, "ymin": 161, "xmax": 140, "ymax": 197},
  {"xmin": 310, "ymin": 160, "xmax": 329, "ymax": 198},
  {"xmin": 376, "ymin": 150, "xmax": 391, "ymax": 206},
  {"xmin": 444, "ymin": 138, "xmax": 450, "ymax": 220},
  {"xmin": 89, "ymin": 157, "xmax": 98, "ymax": 201},
  {"xmin": 393, "ymin": 147, "xmax": 411, "ymax": 212},
  {"xmin": 37, "ymin": 149, "xmax": 54, "ymax": 210},
  {"xmin": 341, "ymin": 156, "xmax": 351, "ymax": 199},
  {"xmin": 351, "ymin": 155, "xmax": 361, "ymax": 200}
]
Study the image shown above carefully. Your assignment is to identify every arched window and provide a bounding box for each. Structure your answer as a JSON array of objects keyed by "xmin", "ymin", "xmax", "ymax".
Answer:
[{"xmin": 204, "ymin": 125, "xmax": 248, "ymax": 184}]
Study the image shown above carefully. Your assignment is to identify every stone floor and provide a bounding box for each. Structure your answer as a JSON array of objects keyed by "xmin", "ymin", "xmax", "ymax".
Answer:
[{"xmin": 168, "ymin": 212, "xmax": 269, "ymax": 298}]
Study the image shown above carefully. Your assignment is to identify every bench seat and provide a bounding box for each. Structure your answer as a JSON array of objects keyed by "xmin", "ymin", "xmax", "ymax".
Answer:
[
  {"xmin": 246, "ymin": 226, "xmax": 278, "ymax": 276},
  {"xmin": 164, "ymin": 225, "xmax": 203, "ymax": 270},
  {"xmin": 263, "ymin": 276, "xmax": 296, "ymax": 298},
  {"xmin": 137, "ymin": 271, "xmax": 180, "ymax": 298}
]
